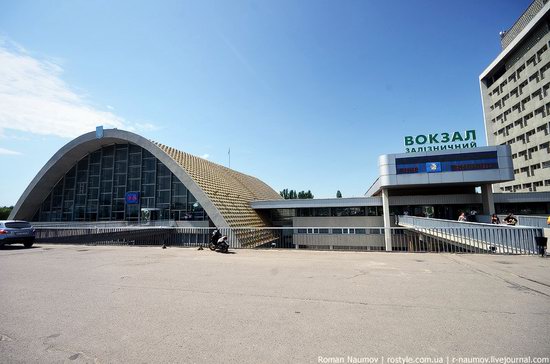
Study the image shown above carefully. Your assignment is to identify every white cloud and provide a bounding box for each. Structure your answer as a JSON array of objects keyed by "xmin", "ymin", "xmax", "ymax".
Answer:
[
  {"xmin": 134, "ymin": 122, "xmax": 160, "ymax": 132},
  {"xmin": 0, "ymin": 147, "xmax": 21, "ymax": 155},
  {"xmin": 0, "ymin": 38, "xmax": 155, "ymax": 139},
  {"xmin": 200, "ymin": 154, "xmax": 210, "ymax": 160}
]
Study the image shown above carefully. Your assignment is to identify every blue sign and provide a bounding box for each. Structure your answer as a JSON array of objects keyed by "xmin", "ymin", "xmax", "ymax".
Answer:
[
  {"xmin": 125, "ymin": 192, "xmax": 140, "ymax": 204},
  {"xmin": 396, "ymin": 151, "xmax": 499, "ymax": 175},
  {"xmin": 425, "ymin": 162, "xmax": 441, "ymax": 173}
]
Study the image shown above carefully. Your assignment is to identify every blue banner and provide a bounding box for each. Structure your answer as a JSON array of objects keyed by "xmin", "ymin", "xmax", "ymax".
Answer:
[{"xmin": 125, "ymin": 192, "xmax": 140, "ymax": 204}]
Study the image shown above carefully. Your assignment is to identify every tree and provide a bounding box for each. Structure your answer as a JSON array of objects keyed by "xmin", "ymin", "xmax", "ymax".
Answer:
[
  {"xmin": 280, "ymin": 189, "xmax": 297, "ymax": 199},
  {"xmin": 280, "ymin": 189, "xmax": 314, "ymax": 199},
  {"xmin": 0, "ymin": 206, "xmax": 13, "ymax": 220},
  {"xmin": 336, "ymin": 190, "xmax": 342, "ymax": 198},
  {"xmin": 298, "ymin": 190, "xmax": 314, "ymax": 199}
]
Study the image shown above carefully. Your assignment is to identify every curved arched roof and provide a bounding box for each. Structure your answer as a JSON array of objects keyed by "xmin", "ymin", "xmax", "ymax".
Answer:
[
  {"xmin": 154, "ymin": 143, "xmax": 282, "ymax": 229},
  {"xmin": 10, "ymin": 129, "xmax": 281, "ymax": 244}
]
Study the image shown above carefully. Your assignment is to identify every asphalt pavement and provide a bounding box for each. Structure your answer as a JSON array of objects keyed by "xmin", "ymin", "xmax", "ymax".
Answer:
[{"xmin": 0, "ymin": 244, "xmax": 549, "ymax": 363}]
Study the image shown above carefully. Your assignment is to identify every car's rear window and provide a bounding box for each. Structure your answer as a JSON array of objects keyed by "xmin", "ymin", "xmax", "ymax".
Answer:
[{"xmin": 5, "ymin": 222, "xmax": 32, "ymax": 229}]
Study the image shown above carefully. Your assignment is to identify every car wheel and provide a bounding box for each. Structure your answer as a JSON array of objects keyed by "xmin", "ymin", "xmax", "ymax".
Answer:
[{"xmin": 24, "ymin": 242, "xmax": 34, "ymax": 248}]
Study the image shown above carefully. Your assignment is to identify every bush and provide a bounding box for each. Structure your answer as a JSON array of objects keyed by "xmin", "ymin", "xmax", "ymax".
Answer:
[{"xmin": 0, "ymin": 206, "xmax": 13, "ymax": 220}]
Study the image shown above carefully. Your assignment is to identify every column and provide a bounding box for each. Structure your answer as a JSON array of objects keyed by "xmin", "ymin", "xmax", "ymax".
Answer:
[
  {"xmin": 481, "ymin": 183, "xmax": 495, "ymax": 215},
  {"xmin": 382, "ymin": 188, "xmax": 392, "ymax": 252}
]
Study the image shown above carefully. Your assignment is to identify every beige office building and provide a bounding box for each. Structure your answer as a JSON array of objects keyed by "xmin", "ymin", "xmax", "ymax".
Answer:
[{"xmin": 480, "ymin": 0, "xmax": 550, "ymax": 192}]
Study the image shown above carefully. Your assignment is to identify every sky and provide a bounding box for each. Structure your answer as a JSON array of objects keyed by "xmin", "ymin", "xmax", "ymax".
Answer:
[{"xmin": 0, "ymin": 0, "xmax": 533, "ymax": 206}]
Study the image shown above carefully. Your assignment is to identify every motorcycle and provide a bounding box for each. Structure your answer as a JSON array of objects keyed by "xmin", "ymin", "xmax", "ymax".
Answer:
[{"xmin": 209, "ymin": 234, "xmax": 229, "ymax": 253}]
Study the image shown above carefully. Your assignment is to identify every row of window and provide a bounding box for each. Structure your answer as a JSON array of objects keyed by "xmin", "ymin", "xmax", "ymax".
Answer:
[
  {"xmin": 490, "ymin": 65, "xmax": 550, "ymax": 112},
  {"xmin": 500, "ymin": 179, "xmax": 550, "ymax": 192},
  {"xmin": 497, "ymin": 129, "xmax": 550, "ymax": 161},
  {"xmin": 296, "ymin": 228, "xmax": 383, "ymax": 235},
  {"xmin": 490, "ymin": 73, "xmax": 550, "ymax": 119},
  {"xmin": 295, "ymin": 206, "xmax": 382, "ymax": 217},
  {"xmin": 487, "ymin": 33, "xmax": 549, "ymax": 92},
  {"xmin": 512, "ymin": 159, "xmax": 550, "ymax": 177},
  {"xmin": 493, "ymin": 99, "xmax": 550, "ymax": 134}
]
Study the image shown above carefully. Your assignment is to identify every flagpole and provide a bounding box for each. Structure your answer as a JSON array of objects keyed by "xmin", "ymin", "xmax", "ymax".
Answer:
[{"xmin": 228, "ymin": 147, "xmax": 231, "ymax": 168}]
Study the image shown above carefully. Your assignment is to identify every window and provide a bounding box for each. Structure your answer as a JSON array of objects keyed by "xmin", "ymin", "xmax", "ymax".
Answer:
[
  {"xmin": 34, "ymin": 143, "xmax": 209, "ymax": 222},
  {"xmin": 331, "ymin": 207, "xmax": 365, "ymax": 217},
  {"xmin": 313, "ymin": 208, "xmax": 330, "ymax": 217},
  {"xmin": 77, "ymin": 182, "xmax": 87, "ymax": 195}
]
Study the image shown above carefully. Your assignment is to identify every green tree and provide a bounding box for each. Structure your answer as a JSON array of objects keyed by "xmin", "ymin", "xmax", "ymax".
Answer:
[
  {"xmin": 280, "ymin": 189, "xmax": 297, "ymax": 199},
  {"xmin": 298, "ymin": 190, "xmax": 314, "ymax": 199},
  {"xmin": 336, "ymin": 190, "xmax": 342, "ymax": 198},
  {"xmin": 0, "ymin": 206, "xmax": 13, "ymax": 220},
  {"xmin": 280, "ymin": 189, "xmax": 313, "ymax": 199}
]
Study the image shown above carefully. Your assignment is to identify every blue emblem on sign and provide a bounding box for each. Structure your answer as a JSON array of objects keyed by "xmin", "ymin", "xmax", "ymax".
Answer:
[
  {"xmin": 125, "ymin": 192, "xmax": 140, "ymax": 204},
  {"xmin": 425, "ymin": 162, "xmax": 441, "ymax": 173}
]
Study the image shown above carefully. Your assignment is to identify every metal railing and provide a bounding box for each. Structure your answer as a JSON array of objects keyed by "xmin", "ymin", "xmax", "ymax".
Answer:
[
  {"xmin": 397, "ymin": 215, "xmax": 543, "ymax": 254},
  {"xmin": 31, "ymin": 220, "xmax": 195, "ymax": 228},
  {"xmin": 32, "ymin": 224, "xmax": 544, "ymax": 254},
  {"xmin": 474, "ymin": 215, "xmax": 549, "ymax": 228},
  {"xmin": 509, "ymin": 215, "xmax": 549, "ymax": 228}
]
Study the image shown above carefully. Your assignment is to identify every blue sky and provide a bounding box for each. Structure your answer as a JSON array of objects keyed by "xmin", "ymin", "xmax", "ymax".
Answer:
[{"xmin": 0, "ymin": 0, "xmax": 532, "ymax": 205}]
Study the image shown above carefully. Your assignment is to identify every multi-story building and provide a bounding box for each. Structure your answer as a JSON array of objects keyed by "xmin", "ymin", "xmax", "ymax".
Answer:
[{"xmin": 480, "ymin": 0, "xmax": 550, "ymax": 192}]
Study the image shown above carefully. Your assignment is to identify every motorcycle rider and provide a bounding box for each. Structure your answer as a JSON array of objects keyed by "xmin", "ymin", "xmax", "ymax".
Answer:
[
  {"xmin": 211, "ymin": 229, "xmax": 221, "ymax": 246},
  {"xmin": 209, "ymin": 229, "xmax": 228, "ymax": 252}
]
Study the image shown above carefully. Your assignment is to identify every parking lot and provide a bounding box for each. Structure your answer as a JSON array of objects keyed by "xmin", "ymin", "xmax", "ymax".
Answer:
[{"xmin": 1, "ymin": 244, "xmax": 549, "ymax": 363}]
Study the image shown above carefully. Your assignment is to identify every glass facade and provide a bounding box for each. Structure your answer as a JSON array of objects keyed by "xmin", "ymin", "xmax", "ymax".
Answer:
[
  {"xmin": 295, "ymin": 207, "xmax": 382, "ymax": 217},
  {"xmin": 33, "ymin": 143, "xmax": 209, "ymax": 222}
]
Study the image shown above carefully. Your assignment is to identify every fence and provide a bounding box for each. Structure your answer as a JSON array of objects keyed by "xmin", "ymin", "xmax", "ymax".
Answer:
[
  {"xmin": 32, "ymin": 220, "xmax": 191, "ymax": 228},
  {"xmin": 509, "ymin": 215, "xmax": 549, "ymax": 228},
  {"xmin": 33, "ymin": 224, "xmax": 544, "ymax": 254},
  {"xmin": 474, "ymin": 215, "xmax": 549, "ymax": 228},
  {"xmin": 397, "ymin": 215, "xmax": 543, "ymax": 254}
]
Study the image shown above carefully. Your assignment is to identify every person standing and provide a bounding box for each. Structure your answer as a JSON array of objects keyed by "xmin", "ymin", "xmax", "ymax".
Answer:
[
  {"xmin": 503, "ymin": 213, "xmax": 518, "ymax": 226},
  {"xmin": 458, "ymin": 212, "xmax": 467, "ymax": 222},
  {"xmin": 491, "ymin": 214, "xmax": 501, "ymax": 224}
]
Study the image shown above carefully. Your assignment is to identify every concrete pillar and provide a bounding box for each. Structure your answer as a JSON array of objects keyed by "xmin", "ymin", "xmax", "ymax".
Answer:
[
  {"xmin": 481, "ymin": 184, "xmax": 495, "ymax": 215},
  {"xmin": 382, "ymin": 188, "xmax": 392, "ymax": 252}
]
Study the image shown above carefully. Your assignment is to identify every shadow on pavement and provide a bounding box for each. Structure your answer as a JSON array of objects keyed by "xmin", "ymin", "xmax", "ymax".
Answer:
[{"xmin": 0, "ymin": 245, "xmax": 39, "ymax": 250}]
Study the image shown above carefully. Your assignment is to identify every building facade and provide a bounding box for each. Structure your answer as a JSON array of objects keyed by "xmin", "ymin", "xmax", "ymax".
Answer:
[
  {"xmin": 9, "ymin": 129, "xmax": 281, "ymax": 246},
  {"xmin": 480, "ymin": 0, "xmax": 550, "ymax": 193},
  {"xmin": 9, "ymin": 128, "xmax": 550, "ymax": 251}
]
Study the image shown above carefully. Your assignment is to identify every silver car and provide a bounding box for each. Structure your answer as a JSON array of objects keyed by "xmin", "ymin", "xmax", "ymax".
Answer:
[{"xmin": 0, "ymin": 220, "xmax": 35, "ymax": 248}]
